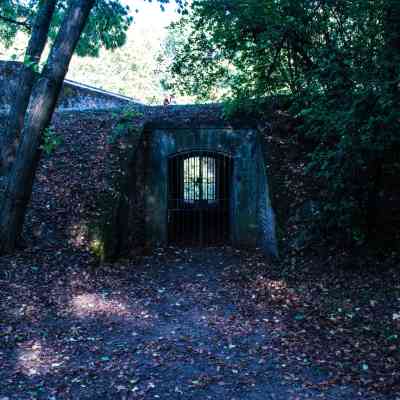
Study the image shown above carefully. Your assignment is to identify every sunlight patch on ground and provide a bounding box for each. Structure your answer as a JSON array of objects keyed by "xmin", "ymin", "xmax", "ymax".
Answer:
[
  {"xmin": 16, "ymin": 340, "xmax": 61, "ymax": 377},
  {"xmin": 69, "ymin": 293, "xmax": 154, "ymax": 327},
  {"xmin": 71, "ymin": 293, "xmax": 129, "ymax": 318}
]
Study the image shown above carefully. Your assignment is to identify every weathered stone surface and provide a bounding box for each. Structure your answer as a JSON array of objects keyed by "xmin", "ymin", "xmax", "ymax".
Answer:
[
  {"xmin": 101, "ymin": 106, "xmax": 278, "ymax": 259},
  {"xmin": 0, "ymin": 61, "xmax": 140, "ymax": 112}
]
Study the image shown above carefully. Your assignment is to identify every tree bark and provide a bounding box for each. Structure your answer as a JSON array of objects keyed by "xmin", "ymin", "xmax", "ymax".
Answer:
[
  {"xmin": 0, "ymin": 0, "xmax": 57, "ymax": 176},
  {"xmin": 0, "ymin": 0, "xmax": 95, "ymax": 255}
]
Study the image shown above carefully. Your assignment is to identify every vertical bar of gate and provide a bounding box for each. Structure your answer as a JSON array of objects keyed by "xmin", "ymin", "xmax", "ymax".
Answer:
[
  {"xmin": 174, "ymin": 156, "xmax": 182, "ymax": 242},
  {"xmin": 222, "ymin": 157, "xmax": 223, "ymax": 243},
  {"xmin": 205, "ymin": 156, "xmax": 207, "ymax": 245},
  {"xmin": 181, "ymin": 156, "xmax": 184, "ymax": 244},
  {"xmin": 216, "ymin": 156, "xmax": 219, "ymax": 244},
  {"xmin": 225, "ymin": 157, "xmax": 232, "ymax": 243},
  {"xmin": 191, "ymin": 155, "xmax": 194, "ymax": 246},
  {"xmin": 197, "ymin": 155, "xmax": 199, "ymax": 244},
  {"xmin": 168, "ymin": 158, "xmax": 170, "ymax": 244},
  {"xmin": 190, "ymin": 155, "xmax": 193, "ymax": 244},
  {"xmin": 170, "ymin": 157, "xmax": 174, "ymax": 244},
  {"xmin": 170, "ymin": 157, "xmax": 173, "ymax": 244},
  {"xmin": 223, "ymin": 156, "xmax": 226, "ymax": 242},
  {"xmin": 177, "ymin": 156, "xmax": 179, "ymax": 243},
  {"xmin": 225, "ymin": 156, "xmax": 228, "ymax": 242},
  {"xmin": 183, "ymin": 156, "xmax": 186, "ymax": 245},
  {"xmin": 172, "ymin": 157, "xmax": 175, "ymax": 243},
  {"xmin": 206, "ymin": 156, "xmax": 210, "ymax": 245},
  {"xmin": 198, "ymin": 156, "xmax": 204, "ymax": 246},
  {"xmin": 221, "ymin": 156, "xmax": 225, "ymax": 243},
  {"xmin": 222, "ymin": 156, "xmax": 225, "ymax": 243},
  {"xmin": 180, "ymin": 156, "xmax": 182, "ymax": 243},
  {"xmin": 215, "ymin": 155, "xmax": 223, "ymax": 243},
  {"xmin": 209, "ymin": 156, "xmax": 212, "ymax": 245},
  {"xmin": 210, "ymin": 156, "xmax": 213, "ymax": 245},
  {"xmin": 193, "ymin": 155, "xmax": 196, "ymax": 245},
  {"xmin": 214, "ymin": 156, "xmax": 216, "ymax": 244},
  {"xmin": 174, "ymin": 156, "xmax": 176, "ymax": 244}
]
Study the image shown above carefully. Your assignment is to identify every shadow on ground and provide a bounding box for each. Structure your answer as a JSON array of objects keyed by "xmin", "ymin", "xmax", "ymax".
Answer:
[{"xmin": 0, "ymin": 247, "xmax": 398, "ymax": 400}]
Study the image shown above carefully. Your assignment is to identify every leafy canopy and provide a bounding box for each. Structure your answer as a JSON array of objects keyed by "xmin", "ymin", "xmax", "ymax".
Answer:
[
  {"xmin": 165, "ymin": 0, "xmax": 400, "ymax": 243},
  {"xmin": 0, "ymin": 0, "xmax": 186, "ymax": 57},
  {"xmin": 0, "ymin": 0, "xmax": 132, "ymax": 56}
]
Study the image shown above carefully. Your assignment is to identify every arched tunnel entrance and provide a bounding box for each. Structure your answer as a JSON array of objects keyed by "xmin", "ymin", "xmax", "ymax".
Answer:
[
  {"xmin": 168, "ymin": 151, "xmax": 232, "ymax": 245},
  {"xmin": 96, "ymin": 107, "xmax": 279, "ymax": 261}
]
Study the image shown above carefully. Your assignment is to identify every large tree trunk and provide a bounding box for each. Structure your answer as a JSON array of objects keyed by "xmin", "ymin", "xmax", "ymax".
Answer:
[
  {"xmin": 0, "ymin": 0, "xmax": 95, "ymax": 255},
  {"xmin": 0, "ymin": 0, "xmax": 57, "ymax": 176}
]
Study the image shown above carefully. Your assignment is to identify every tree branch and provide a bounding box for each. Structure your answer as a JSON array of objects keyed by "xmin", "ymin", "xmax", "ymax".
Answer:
[{"xmin": 0, "ymin": 15, "xmax": 31, "ymax": 31}]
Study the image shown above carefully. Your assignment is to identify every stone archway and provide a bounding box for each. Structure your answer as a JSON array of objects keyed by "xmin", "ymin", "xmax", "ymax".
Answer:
[{"xmin": 97, "ymin": 105, "xmax": 278, "ymax": 260}]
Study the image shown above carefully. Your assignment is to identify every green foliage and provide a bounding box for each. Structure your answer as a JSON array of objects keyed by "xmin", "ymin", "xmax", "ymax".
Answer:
[
  {"xmin": 120, "ymin": 108, "xmax": 144, "ymax": 120},
  {"xmin": 0, "ymin": 0, "xmax": 133, "ymax": 58},
  {"xmin": 67, "ymin": 23, "xmax": 174, "ymax": 104},
  {"xmin": 23, "ymin": 54, "xmax": 39, "ymax": 72},
  {"xmin": 40, "ymin": 126, "xmax": 62, "ymax": 155},
  {"xmin": 0, "ymin": 0, "xmax": 31, "ymax": 47},
  {"xmin": 166, "ymin": 0, "xmax": 400, "ymax": 244},
  {"xmin": 1, "ymin": 1, "xmax": 188, "ymax": 102},
  {"xmin": 49, "ymin": 0, "xmax": 133, "ymax": 57},
  {"xmin": 108, "ymin": 107, "xmax": 144, "ymax": 144},
  {"xmin": 1, "ymin": 0, "xmax": 187, "ymax": 59}
]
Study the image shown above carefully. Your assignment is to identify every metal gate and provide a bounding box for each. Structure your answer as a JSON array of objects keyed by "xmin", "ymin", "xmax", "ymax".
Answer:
[{"xmin": 168, "ymin": 151, "xmax": 232, "ymax": 245}]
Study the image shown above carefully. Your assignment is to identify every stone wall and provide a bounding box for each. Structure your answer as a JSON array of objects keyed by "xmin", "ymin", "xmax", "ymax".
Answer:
[
  {"xmin": 145, "ymin": 126, "xmax": 260, "ymax": 247},
  {"xmin": 0, "ymin": 60, "xmax": 140, "ymax": 112},
  {"xmin": 256, "ymin": 134, "xmax": 278, "ymax": 257},
  {"xmin": 99, "ymin": 121, "xmax": 147, "ymax": 260},
  {"xmin": 99, "ymin": 106, "xmax": 278, "ymax": 258}
]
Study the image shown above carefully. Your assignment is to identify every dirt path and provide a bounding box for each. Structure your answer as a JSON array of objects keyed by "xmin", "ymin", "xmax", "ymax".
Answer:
[{"xmin": 0, "ymin": 248, "xmax": 397, "ymax": 399}]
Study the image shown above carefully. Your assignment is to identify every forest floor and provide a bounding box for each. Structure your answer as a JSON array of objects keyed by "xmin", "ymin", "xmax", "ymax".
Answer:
[
  {"xmin": 0, "ymin": 110, "xmax": 399, "ymax": 399},
  {"xmin": 0, "ymin": 246, "xmax": 399, "ymax": 400}
]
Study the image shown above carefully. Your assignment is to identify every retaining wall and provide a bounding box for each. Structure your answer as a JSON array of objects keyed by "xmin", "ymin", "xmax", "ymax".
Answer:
[{"xmin": 0, "ymin": 60, "xmax": 140, "ymax": 112}]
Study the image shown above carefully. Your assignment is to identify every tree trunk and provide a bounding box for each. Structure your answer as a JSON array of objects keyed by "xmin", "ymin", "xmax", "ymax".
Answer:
[
  {"xmin": 0, "ymin": 0, "xmax": 95, "ymax": 255},
  {"xmin": 0, "ymin": 0, "xmax": 57, "ymax": 176}
]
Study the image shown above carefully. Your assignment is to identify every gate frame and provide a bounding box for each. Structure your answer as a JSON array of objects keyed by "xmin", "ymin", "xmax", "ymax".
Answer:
[{"xmin": 166, "ymin": 149, "xmax": 234, "ymax": 245}]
